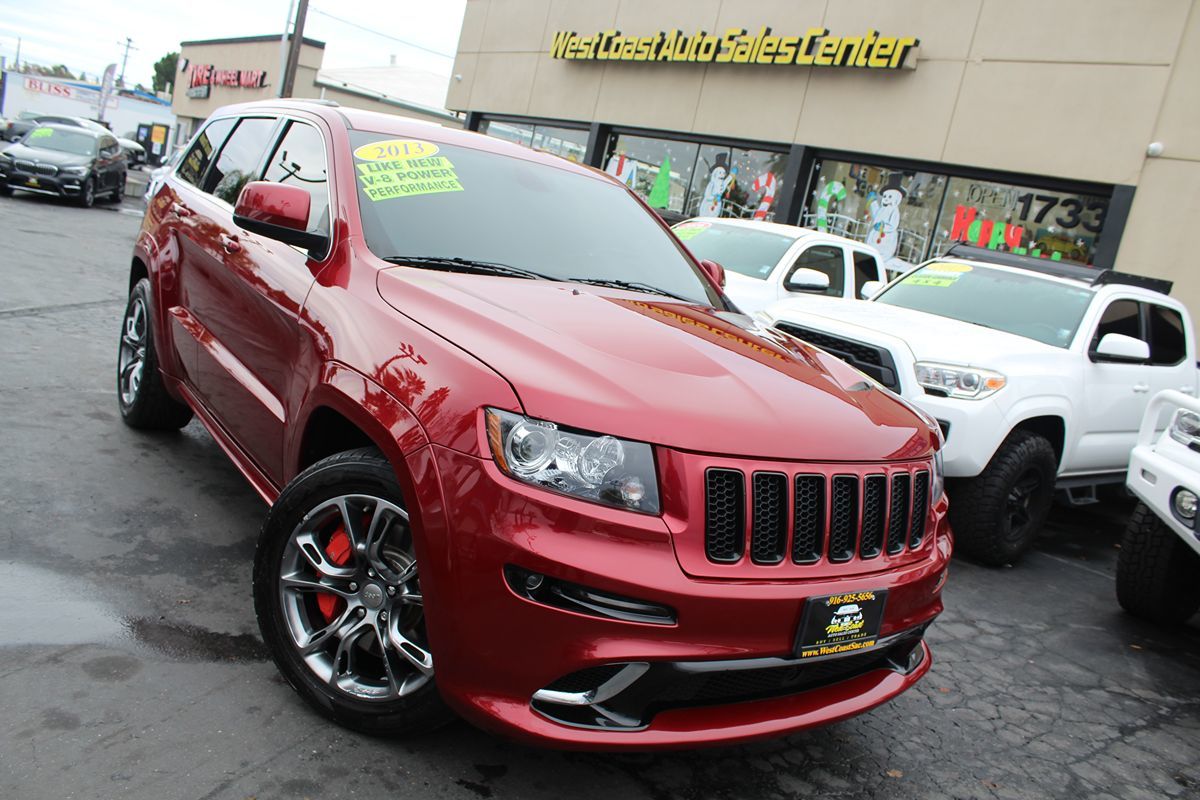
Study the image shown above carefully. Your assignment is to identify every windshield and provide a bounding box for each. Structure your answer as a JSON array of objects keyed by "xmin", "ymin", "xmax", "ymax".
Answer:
[
  {"xmin": 672, "ymin": 220, "xmax": 797, "ymax": 280},
  {"xmin": 349, "ymin": 131, "xmax": 721, "ymax": 306},
  {"xmin": 24, "ymin": 127, "xmax": 96, "ymax": 156},
  {"xmin": 875, "ymin": 262, "xmax": 1094, "ymax": 348}
]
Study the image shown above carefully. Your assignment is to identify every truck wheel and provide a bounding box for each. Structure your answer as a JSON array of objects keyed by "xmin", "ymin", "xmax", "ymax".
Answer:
[
  {"xmin": 117, "ymin": 278, "xmax": 194, "ymax": 429},
  {"xmin": 1116, "ymin": 502, "xmax": 1200, "ymax": 624},
  {"xmin": 950, "ymin": 430, "xmax": 1058, "ymax": 566},
  {"xmin": 254, "ymin": 447, "xmax": 453, "ymax": 736}
]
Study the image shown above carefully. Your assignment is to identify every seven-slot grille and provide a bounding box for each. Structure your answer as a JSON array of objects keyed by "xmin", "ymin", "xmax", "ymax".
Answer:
[{"xmin": 704, "ymin": 467, "xmax": 932, "ymax": 566}]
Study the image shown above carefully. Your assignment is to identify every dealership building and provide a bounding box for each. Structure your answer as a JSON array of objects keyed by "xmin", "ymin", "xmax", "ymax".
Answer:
[
  {"xmin": 170, "ymin": 34, "xmax": 460, "ymax": 151},
  {"xmin": 448, "ymin": 0, "xmax": 1200, "ymax": 314}
]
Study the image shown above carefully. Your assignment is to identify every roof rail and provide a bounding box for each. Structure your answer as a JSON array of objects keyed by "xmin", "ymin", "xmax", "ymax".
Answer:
[{"xmin": 942, "ymin": 243, "xmax": 1171, "ymax": 296}]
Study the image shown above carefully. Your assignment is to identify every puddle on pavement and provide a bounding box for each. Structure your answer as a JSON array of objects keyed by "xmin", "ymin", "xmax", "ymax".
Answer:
[
  {"xmin": 0, "ymin": 561, "xmax": 268, "ymax": 662},
  {"xmin": 0, "ymin": 561, "xmax": 125, "ymax": 645}
]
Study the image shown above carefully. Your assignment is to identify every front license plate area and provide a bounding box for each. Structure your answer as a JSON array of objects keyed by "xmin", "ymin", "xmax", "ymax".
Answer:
[
  {"xmin": 796, "ymin": 590, "xmax": 888, "ymax": 659},
  {"xmin": 26, "ymin": 177, "xmax": 39, "ymax": 187}
]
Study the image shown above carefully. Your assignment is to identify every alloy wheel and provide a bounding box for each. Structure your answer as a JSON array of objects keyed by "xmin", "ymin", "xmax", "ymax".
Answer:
[
  {"xmin": 117, "ymin": 295, "xmax": 147, "ymax": 407},
  {"xmin": 1004, "ymin": 469, "xmax": 1042, "ymax": 539},
  {"xmin": 278, "ymin": 494, "xmax": 432, "ymax": 701}
]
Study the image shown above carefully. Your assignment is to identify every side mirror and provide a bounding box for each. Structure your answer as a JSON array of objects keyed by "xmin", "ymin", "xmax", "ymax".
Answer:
[
  {"xmin": 860, "ymin": 280, "xmax": 883, "ymax": 300},
  {"xmin": 700, "ymin": 259, "xmax": 726, "ymax": 288},
  {"xmin": 786, "ymin": 267, "xmax": 831, "ymax": 293},
  {"xmin": 233, "ymin": 181, "xmax": 327, "ymax": 254},
  {"xmin": 1092, "ymin": 332, "xmax": 1150, "ymax": 363}
]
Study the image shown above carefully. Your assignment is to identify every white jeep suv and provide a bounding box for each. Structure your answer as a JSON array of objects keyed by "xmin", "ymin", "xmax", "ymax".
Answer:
[{"xmin": 758, "ymin": 245, "xmax": 1198, "ymax": 565}]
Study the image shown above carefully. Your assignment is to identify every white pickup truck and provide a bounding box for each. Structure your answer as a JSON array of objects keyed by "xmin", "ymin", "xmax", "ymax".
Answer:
[
  {"xmin": 673, "ymin": 218, "xmax": 887, "ymax": 315},
  {"xmin": 1118, "ymin": 389, "xmax": 1200, "ymax": 624},
  {"xmin": 757, "ymin": 244, "xmax": 1198, "ymax": 565}
]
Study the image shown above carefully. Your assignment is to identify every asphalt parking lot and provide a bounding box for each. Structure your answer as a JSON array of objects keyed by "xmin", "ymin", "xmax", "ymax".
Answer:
[{"xmin": 1, "ymin": 193, "xmax": 1198, "ymax": 800}]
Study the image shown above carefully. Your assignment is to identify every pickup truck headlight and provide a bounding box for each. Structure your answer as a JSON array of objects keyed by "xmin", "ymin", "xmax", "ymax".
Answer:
[
  {"xmin": 915, "ymin": 362, "xmax": 1006, "ymax": 400},
  {"xmin": 1168, "ymin": 409, "xmax": 1200, "ymax": 451},
  {"xmin": 485, "ymin": 408, "xmax": 660, "ymax": 514}
]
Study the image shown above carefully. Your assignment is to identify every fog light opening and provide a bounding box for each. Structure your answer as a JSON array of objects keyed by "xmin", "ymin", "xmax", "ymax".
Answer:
[{"xmin": 1172, "ymin": 488, "xmax": 1197, "ymax": 527}]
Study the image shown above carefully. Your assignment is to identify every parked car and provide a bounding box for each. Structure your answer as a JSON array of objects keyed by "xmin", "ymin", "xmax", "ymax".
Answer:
[
  {"xmin": 0, "ymin": 123, "xmax": 127, "ymax": 206},
  {"xmin": 1118, "ymin": 389, "xmax": 1200, "ymax": 624},
  {"xmin": 117, "ymin": 99, "xmax": 950, "ymax": 749},
  {"xmin": 143, "ymin": 148, "xmax": 181, "ymax": 202},
  {"xmin": 29, "ymin": 114, "xmax": 145, "ymax": 166},
  {"xmin": 3, "ymin": 110, "xmax": 43, "ymax": 142},
  {"xmin": 672, "ymin": 217, "xmax": 887, "ymax": 315},
  {"xmin": 757, "ymin": 244, "xmax": 1197, "ymax": 566}
]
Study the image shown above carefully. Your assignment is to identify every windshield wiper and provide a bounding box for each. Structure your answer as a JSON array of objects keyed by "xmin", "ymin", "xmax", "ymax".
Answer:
[
  {"xmin": 381, "ymin": 255, "xmax": 553, "ymax": 281},
  {"xmin": 566, "ymin": 277, "xmax": 694, "ymax": 303}
]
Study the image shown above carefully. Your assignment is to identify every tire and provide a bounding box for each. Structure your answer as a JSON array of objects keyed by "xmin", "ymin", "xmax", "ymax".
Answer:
[
  {"xmin": 254, "ymin": 448, "xmax": 453, "ymax": 736},
  {"xmin": 76, "ymin": 176, "xmax": 95, "ymax": 208},
  {"xmin": 950, "ymin": 430, "xmax": 1058, "ymax": 566},
  {"xmin": 1116, "ymin": 502, "xmax": 1200, "ymax": 624},
  {"xmin": 116, "ymin": 278, "xmax": 193, "ymax": 429},
  {"xmin": 109, "ymin": 174, "xmax": 125, "ymax": 202},
  {"xmin": 0, "ymin": 184, "xmax": 12, "ymax": 197}
]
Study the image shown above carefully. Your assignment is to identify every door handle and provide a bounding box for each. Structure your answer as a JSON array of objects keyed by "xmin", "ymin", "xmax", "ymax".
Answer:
[
  {"xmin": 219, "ymin": 234, "xmax": 242, "ymax": 254},
  {"xmin": 1132, "ymin": 383, "xmax": 1150, "ymax": 393},
  {"xmin": 170, "ymin": 202, "xmax": 193, "ymax": 218}
]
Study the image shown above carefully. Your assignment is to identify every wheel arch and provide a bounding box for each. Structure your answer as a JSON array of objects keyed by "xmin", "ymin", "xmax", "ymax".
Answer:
[
  {"xmin": 1011, "ymin": 415, "xmax": 1067, "ymax": 468},
  {"xmin": 129, "ymin": 254, "xmax": 149, "ymax": 294}
]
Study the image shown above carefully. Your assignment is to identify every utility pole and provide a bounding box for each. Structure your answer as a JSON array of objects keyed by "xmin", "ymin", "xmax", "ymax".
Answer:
[
  {"xmin": 276, "ymin": 0, "xmax": 296, "ymax": 97},
  {"xmin": 117, "ymin": 37, "xmax": 137, "ymax": 86},
  {"xmin": 280, "ymin": 0, "xmax": 309, "ymax": 98}
]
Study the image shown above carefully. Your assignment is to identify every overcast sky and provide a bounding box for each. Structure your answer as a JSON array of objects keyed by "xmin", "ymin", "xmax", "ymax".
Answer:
[{"xmin": 0, "ymin": 0, "xmax": 466, "ymax": 87}]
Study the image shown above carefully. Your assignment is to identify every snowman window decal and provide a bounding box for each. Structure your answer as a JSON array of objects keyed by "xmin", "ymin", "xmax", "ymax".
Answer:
[
  {"xmin": 698, "ymin": 152, "xmax": 737, "ymax": 217},
  {"xmin": 867, "ymin": 173, "xmax": 907, "ymax": 262}
]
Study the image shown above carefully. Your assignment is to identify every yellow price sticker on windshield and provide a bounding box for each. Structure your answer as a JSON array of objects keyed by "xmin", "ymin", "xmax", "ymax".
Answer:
[
  {"xmin": 357, "ymin": 155, "xmax": 463, "ymax": 202},
  {"xmin": 674, "ymin": 222, "xmax": 710, "ymax": 241},
  {"xmin": 30, "ymin": 128, "xmax": 53, "ymax": 139},
  {"xmin": 354, "ymin": 138, "xmax": 440, "ymax": 162}
]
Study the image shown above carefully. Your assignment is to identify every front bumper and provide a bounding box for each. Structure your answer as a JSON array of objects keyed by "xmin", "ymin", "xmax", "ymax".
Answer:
[
  {"xmin": 412, "ymin": 444, "xmax": 951, "ymax": 750},
  {"xmin": 0, "ymin": 169, "xmax": 87, "ymax": 197},
  {"xmin": 1127, "ymin": 441, "xmax": 1200, "ymax": 558},
  {"xmin": 910, "ymin": 392, "xmax": 1009, "ymax": 478}
]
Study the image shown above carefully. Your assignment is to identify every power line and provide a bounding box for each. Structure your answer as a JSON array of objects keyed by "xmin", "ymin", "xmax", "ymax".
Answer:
[{"xmin": 307, "ymin": 5, "xmax": 455, "ymax": 59}]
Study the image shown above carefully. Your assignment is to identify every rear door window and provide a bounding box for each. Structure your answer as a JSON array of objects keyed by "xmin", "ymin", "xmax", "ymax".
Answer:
[
  {"xmin": 1147, "ymin": 304, "xmax": 1186, "ymax": 366},
  {"xmin": 203, "ymin": 117, "xmax": 277, "ymax": 205},
  {"xmin": 178, "ymin": 118, "xmax": 235, "ymax": 187},
  {"xmin": 262, "ymin": 120, "xmax": 330, "ymax": 235}
]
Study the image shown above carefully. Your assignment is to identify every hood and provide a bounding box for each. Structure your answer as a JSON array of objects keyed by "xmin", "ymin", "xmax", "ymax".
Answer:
[
  {"xmin": 3, "ymin": 143, "xmax": 92, "ymax": 168},
  {"xmin": 766, "ymin": 295, "xmax": 1062, "ymax": 367},
  {"xmin": 377, "ymin": 268, "xmax": 936, "ymax": 462}
]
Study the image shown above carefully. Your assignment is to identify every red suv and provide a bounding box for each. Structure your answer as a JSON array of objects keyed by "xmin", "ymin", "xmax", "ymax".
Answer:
[{"xmin": 119, "ymin": 100, "xmax": 951, "ymax": 749}]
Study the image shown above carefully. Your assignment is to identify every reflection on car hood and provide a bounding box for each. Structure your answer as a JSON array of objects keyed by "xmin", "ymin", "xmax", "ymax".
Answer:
[
  {"xmin": 766, "ymin": 295, "xmax": 1064, "ymax": 366},
  {"xmin": 2, "ymin": 142, "xmax": 91, "ymax": 167},
  {"xmin": 377, "ymin": 267, "xmax": 935, "ymax": 461}
]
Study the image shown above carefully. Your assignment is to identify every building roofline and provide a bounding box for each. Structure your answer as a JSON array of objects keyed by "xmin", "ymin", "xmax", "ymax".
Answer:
[
  {"xmin": 312, "ymin": 76, "xmax": 459, "ymax": 123},
  {"xmin": 180, "ymin": 34, "xmax": 325, "ymax": 49}
]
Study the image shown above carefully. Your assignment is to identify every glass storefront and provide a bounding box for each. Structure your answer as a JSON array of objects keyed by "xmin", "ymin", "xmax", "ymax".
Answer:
[
  {"xmin": 603, "ymin": 133, "xmax": 788, "ymax": 223},
  {"xmin": 478, "ymin": 119, "xmax": 589, "ymax": 162},
  {"xmin": 803, "ymin": 158, "xmax": 1112, "ymax": 271}
]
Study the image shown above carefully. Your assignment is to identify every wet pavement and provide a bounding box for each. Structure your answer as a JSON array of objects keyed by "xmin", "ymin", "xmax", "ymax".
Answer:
[{"xmin": 1, "ymin": 194, "xmax": 1198, "ymax": 800}]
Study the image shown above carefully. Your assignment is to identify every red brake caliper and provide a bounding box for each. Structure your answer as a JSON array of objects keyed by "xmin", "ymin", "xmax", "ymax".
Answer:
[{"xmin": 316, "ymin": 526, "xmax": 352, "ymax": 622}]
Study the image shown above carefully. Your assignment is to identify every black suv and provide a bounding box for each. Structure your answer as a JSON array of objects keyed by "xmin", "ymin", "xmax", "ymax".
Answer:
[{"xmin": 0, "ymin": 123, "xmax": 126, "ymax": 207}]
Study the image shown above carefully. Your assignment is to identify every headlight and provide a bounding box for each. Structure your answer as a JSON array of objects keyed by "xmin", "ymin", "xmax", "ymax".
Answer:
[
  {"xmin": 1169, "ymin": 409, "xmax": 1200, "ymax": 451},
  {"xmin": 485, "ymin": 408, "xmax": 660, "ymax": 514},
  {"xmin": 914, "ymin": 362, "xmax": 1006, "ymax": 400},
  {"xmin": 62, "ymin": 166, "xmax": 90, "ymax": 177},
  {"xmin": 931, "ymin": 448, "xmax": 945, "ymax": 503}
]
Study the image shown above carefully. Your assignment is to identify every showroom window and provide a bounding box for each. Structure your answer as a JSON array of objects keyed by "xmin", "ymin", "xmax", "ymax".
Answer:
[
  {"xmin": 479, "ymin": 119, "xmax": 588, "ymax": 162},
  {"xmin": 604, "ymin": 133, "xmax": 788, "ymax": 223},
  {"xmin": 804, "ymin": 158, "xmax": 1112, "ymax": 271}
]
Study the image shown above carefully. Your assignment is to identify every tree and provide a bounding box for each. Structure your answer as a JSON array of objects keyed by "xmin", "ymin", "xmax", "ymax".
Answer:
[{"xmin": 152, "ymin": 52, "xmax": 178, "ymax": 94}]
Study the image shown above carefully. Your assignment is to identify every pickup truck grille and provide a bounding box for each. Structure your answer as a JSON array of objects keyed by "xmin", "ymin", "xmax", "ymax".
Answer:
[
  {"xmin": 704, "ymin": 467, "xmax": 931, "ymax": 567},
  {"xmin": 774, "ymin": 322, "xmax": 900, "ymax": 392}
]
